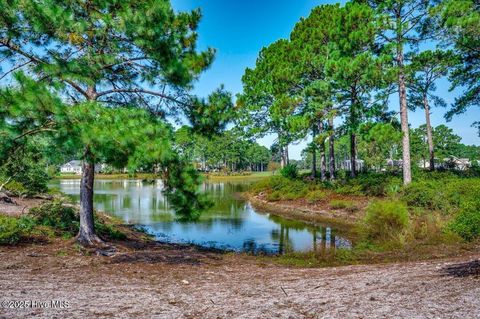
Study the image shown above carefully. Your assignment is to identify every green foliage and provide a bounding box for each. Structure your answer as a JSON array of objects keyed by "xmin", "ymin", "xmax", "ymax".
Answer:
[
  {"xmin": 27, "ymin": 201, "xmax": 127, "ymax": 239},
  {"xmin": 434, "ymin": 0, "xmax": 480, "ymax": 133},
  {"xmin": 449, "ymin": 208, "xmax": 480, "ymax": 242},
  {"xmin": 332, "ymin": 172, "xmax": 402, "ymax": 197},
  {"xmin": 29, "ymin": 201, "xmax": 78, "ymax": 235},
  {"xmin": 361, "ymin": 200, "xmax": 409, "ymax": 243},
  {"xmin": 402, "ymin": 176, "xmax": 480, "ymax": 215},
  {"xmin": 0, "ymin": 216, "xmax": 26, "ymax": 244},
  {"xmin": 280, "ymin": 164, "xmax": 298, "ymax": 179},
  {"xmin": 162, "ymin": 159, "xmax": 213, "ymax": 221},
  {"xmin": 0, "ymin": 143, "xmax": 50, "ymax": 195},
  {"xmin": 252, "ymin": 176, "xmax": 310, "ymax": 201}
]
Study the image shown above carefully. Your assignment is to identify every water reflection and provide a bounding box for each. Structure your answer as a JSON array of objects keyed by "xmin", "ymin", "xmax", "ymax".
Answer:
[{"xmin": 51, "ymin": 179, "xmax": 351, "ymax": 254}]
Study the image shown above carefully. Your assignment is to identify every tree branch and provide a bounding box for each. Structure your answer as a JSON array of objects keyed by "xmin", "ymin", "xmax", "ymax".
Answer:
[{"xmin": 96, "ymin": 88, "xmax": 191, "ymax": 107}]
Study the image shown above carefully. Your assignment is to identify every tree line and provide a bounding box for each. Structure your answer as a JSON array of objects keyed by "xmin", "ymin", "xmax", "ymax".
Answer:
[
  {"xmin": 175, "ymin": 127, "xmax": 271, "ymax": 173},
  {"xmin": 237, "ymin": 0, "xmax": 480, "ymax": 184}
]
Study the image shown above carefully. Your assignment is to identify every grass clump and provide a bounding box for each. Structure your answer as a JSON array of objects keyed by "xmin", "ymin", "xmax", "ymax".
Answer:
[
  {"xmin": 360, "ymin": 200, "xmax": 409, "ymax": 244},
  {"xmin": 329, "ymin": 200, "xmax": 358, "ymax": 212}
]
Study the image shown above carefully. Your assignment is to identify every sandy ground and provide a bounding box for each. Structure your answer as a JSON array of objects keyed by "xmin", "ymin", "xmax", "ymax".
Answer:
[{"xmin": 0, "ymin": 240, "xmax": 479, "ymax": 319}]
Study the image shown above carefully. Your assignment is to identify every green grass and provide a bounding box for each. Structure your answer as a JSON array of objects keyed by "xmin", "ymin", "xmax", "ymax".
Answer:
[{"xmin": 329, "ymin": 200, "xmax": 358, "ymax": 212}]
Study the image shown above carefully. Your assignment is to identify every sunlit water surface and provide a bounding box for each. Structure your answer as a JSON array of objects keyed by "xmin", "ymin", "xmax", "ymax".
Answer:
[{"xmin": 50, "ymin": 179, "xmax": 351, "ymax": 254}]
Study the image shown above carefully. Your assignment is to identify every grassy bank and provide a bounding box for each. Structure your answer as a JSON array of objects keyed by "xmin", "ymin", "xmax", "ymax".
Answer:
[
  {"xmin": 249, "ymin": 170, "xmax": 480, "ymax": 266},
  {"xmin": 0, "ymin": 200, "xmax": 131, "ymax": 245}
]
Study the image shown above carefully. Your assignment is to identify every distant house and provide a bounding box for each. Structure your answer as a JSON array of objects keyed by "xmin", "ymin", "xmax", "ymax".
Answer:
[
  {"xmin": 60, "ymin": 161, "xmax": 108, "ymax": 175},
  {"xmin": 60, "ymin": 160, "xmax": 83, "ymax": 174},
  {"xmin": 443, "ymin": 157, "xmax": 471, "ymax": 171},
  {"xmin": 340, "ymin": 159, "xmax": 364, "ymax": 172}
]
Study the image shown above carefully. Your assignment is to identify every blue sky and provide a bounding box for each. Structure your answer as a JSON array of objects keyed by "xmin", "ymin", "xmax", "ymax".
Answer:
[{"xmin": 171, "ymin": 0, "xmax": 479, "ymax": 159}]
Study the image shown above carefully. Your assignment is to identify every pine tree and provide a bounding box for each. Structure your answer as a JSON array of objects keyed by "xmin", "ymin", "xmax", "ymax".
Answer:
[
  {"xmin": 0, "ymin": 0, "xmax": 228, "ymax": 245},
  {"xmin": 357, "ymin": 0, "xmax": 434, "ymax": 184},
  {"xmin": 407, "ymin": 50, "xmax": 456, "ymax": 170}
]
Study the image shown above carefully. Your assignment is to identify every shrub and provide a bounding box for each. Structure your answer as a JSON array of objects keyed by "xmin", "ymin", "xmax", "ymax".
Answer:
[
  {"xmin": 3, "ymin": 180, "xmax": 28, "ymax": 196},
  {"xmin": 306, "ymin": 190, "xmax": 328, "ymax": 203},
  {"xmin": 449, "ymin": 198, "xmax": 480, "ymax": 241},
  {"xmin": 29, "ymin": 201, "xmax": 79, "ymax": 235},
  {"xmin": 28, "ymin": 201, "xmax": 125, "ymax": 240},
  {"xmin": 334, "ymin": 184, "xmax": 363, "ymax": 196},
  {"xmin": 0, "ymin": 216, "xmax": 23, "ymax": 244},
  {"xmin": 0, "ymin": 216, "xmax": 33, "ymax": 244},
  {"xmin": 280, "ymin": 164, "xmax": 298, "ymax": 179},
  {"xmin": 361, "ymin": 200, "xmax": 409, "ymax": 242},
  {"xmin": 329, "ymin": 200, "xmax": 358, "ymax": 212}
]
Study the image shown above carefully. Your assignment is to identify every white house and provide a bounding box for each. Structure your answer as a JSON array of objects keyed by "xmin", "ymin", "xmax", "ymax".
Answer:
[
  {"xmin": 60, "ymin": 161, "xmax": 108, "ymax": 175},
  {"xmin": 60, "ymin": 160, "xmax": 83, "ymax": 174}
]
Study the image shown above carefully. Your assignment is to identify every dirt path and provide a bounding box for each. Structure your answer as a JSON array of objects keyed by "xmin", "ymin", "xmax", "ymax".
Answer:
[{"xmin": 0, "ymin": 241, "xmax": 479, "ymax": 319}]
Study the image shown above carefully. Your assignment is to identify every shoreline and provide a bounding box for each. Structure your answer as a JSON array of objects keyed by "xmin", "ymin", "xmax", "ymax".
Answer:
[{"xmin": 242, "ymin": 192, "xmax": 362, "ymax": 234}]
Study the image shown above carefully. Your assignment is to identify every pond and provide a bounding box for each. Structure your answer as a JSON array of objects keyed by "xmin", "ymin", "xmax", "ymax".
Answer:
[{"xmin": 50, "ymin": 179, "xmax": 352, "ymax": 254}]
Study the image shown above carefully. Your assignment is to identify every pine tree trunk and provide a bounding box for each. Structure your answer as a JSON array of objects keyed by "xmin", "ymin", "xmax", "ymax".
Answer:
[
  {"xmin": 311, "ymin": 127, "xmax": 317, "ymax": 178},
  {"xmin": 397, "ymin": 21, "xmax": 412, "ymax": 185},
  {"xmin": 319, "ymin": 121, "xmax": 327, "ymax": 181},
  {"xmin": 350, "ymin": 132, "xmax": 357, "ymax": 178},
  {"xmin": 77, "ymin": 155, "xmax": 101, "ymax": 246},
  {"xmin": 328, "ymin": 117, "xmax": 335, "ymax": 181},
  {"xmin": 424, "ymin": 95, "xmax": 435, "ymax": 171}
]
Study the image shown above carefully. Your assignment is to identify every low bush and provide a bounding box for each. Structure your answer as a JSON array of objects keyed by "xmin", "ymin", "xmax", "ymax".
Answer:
[
  {"xmin": 360, "ymin": 200, "xmax": 409, "ymax": 243},
  {"xmin": 28, "ymin": 200, "xmax": 126, "ymax": 240},
  {"xmin": 402, "ymin": 178, "xmax": 480, "ymax": 215},
  {"xmin": 0, "ymin": 216, "xmax": 24, "ymax": 244},
  {"xmin": 448, "ymin": 199, "xmax": 480, "ymax": 241},
  {"xmin": 305, "ymin": 190, "xmax": 328, "ymax": 203},
  {"xmin": 280, "ymin": 164, "xmax": 298, "ymax": 179},
  {"xmin": 29, "ymin": 201, "xmax": 79, "ymax": 235}
]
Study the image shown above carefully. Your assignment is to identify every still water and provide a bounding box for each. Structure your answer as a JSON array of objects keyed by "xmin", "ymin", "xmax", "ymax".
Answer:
[{"xmin": 50, "ymin": 179, "xmax": 351, "ymax": 254}]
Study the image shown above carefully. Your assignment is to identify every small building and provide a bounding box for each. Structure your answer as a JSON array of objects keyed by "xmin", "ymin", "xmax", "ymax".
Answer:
[
  {"xmin": 60, "ymin": 161, "xmax": 108, "ymax": 175},
  {"xmin": 60, "ymin": 160, "xmax": 83, "ymax": 174}
]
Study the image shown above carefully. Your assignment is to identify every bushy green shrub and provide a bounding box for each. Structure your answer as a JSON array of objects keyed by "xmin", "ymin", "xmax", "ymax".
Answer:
[
  {"xmin": 334, "ymin": 184, "xmax": 363, "ymax": 196},
  {"xmin": 0, "ymin": 216, "xmax": 33, "ymax": 244},
  {"xmin": 29, "ymin": 201, "xmax": 79, "ymax": 235},
  {"xmin": 0, "ymin": 216, "xmax": 23, "ymax": 244},
  {"xmin": 402, "ymin": 178, "xmax": 480, "ymax": 215},
  {"xmin": 361, "ymin": 200, "xmax": 409, "ymax": 242},
  {"xmin": 305, "ymin": 190, "xmax": 328, "ymax": 203},
  {"xmin": 280, "ymin": 164, "xmax": 298, "ymax": 179},
  {"xmin": 448, "ymin": 198, "xmax": 480, "ymax": 241},
  {"xmin": 28, "ymin": 201, "xmax": 125, "ymax": 239}
]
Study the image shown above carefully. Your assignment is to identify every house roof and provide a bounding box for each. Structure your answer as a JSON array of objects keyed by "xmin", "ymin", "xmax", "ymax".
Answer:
[{"xmin": 63, "ymin": 160, "xmax": 82, "ymax": 167}]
